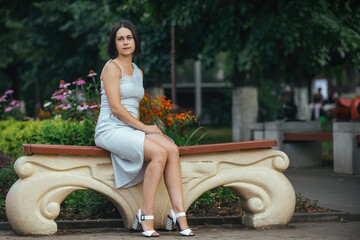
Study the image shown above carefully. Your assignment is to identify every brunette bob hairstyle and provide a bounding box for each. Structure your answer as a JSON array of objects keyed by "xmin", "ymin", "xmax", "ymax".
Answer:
[{"xmin": 107, "ymin": 20, "xmax": 143, "ymax": 59}]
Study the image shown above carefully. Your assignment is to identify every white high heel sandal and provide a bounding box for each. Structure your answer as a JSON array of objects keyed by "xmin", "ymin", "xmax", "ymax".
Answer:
[
  {"xmin": 166, "ymin": 209, "xmax": 194, "ymax": 236},
  {"xmin": 132, "ymin": 208, "xmax": 159, "ymax": 237}
]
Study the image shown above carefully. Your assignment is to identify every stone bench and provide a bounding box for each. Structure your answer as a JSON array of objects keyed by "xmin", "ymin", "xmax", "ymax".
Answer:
[
  {"xmin": 6, "ymin": 140, "xmax": 296, "ymax": 235},
  {"xmin": 333, "ymin": 122, "xmax": 360, "ymax": 174},
  {"xmin": 283, "ymin": 130, "xmax": 333, "ymax": 166},
  {"xmin": 251, "ymin": 122, "xmax": 332, "ymax": 167}
]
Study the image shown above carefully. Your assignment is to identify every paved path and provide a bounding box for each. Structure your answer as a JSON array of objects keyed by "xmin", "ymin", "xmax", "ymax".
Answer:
[
  {"xmin": 284, "ymin": 166, "xmax": 360, "ymax": 214},
  {"xmin": 1, "ymin": 222, "xmax": 359, "ymax": 239}
]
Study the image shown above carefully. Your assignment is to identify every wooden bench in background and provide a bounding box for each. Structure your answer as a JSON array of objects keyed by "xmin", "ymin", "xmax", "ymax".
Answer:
[
  {"xmin": 281, "ymin": 130, "xmax": 333, "ymax": 167},
  {"xmin": 250, "ymin": 121, "xmax": 326, "ymax": 167},
  {"xmin": 283, "ymin": 131, "xmax": 333, "ymax": 142},
  {"xmin": 251, "ymin": 121, "xmax": 360, "ymax": 171},
  {"xmin": 6, "ymin": 140, "xmax": 296, "ymax": 235},
  {"xmin": 284, "ymin": 126, "xmax": 360, "ymax": 175}
]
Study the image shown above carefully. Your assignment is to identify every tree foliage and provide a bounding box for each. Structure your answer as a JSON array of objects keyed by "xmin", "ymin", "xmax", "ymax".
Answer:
[
  {"xmin": 160, "ymin": 0, "xmax": 360, "ymax": 87},
  {"xmin": 0, "ymin": 0, "xmax": 359, "ymax": 117}
]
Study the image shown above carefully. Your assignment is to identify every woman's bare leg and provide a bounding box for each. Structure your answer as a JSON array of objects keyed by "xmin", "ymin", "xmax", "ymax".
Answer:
[
  {"xmin": 145, "ymin": 134, "xmax": 193, "ymax": 234},
  {"xmin": 140, "ymin": 136, "xmax": 168, "ymax": 235}
]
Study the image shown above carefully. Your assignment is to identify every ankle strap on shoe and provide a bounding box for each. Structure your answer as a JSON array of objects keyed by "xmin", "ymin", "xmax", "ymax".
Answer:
[
  {"xmin": 138, "ymin": 208, "xmax": 154, "ymax": 222},
  {"xmin": 141, "ymin": 214, "xmax": 154, "ymax": 221},
  {"xmin": 175, "ymin": 212, "xmax": 186, "ymax": 218}
]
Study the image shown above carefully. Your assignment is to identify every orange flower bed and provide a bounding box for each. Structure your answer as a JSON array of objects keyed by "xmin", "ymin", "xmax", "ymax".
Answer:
[{"xmin": 139, "ymin": 93, "xmax": 197, "ymax": 133}]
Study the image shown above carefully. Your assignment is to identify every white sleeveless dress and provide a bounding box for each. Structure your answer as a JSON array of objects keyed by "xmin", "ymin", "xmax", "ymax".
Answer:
[{"xmin": 94, "ymin": 59, "xmax": 148, "ymax": 188}]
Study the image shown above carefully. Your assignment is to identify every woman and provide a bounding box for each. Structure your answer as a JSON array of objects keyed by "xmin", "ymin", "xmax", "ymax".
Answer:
[{"xmin": 94, "ymin": 20, "xmax": 194, "ymax": 237}]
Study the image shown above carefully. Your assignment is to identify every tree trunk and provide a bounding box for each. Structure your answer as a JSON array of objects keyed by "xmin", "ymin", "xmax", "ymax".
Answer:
[
  {"xmin": 146, "ymin": 86, "xmax": 164, "ymax": 98},
  {"xmin": 231, "ymin": 54, "xmax": 258, "ymax": 141},
  {"xmin": 290, "ymin": 57, "xmax": 313, "ymax": 121},
  {"xmin": 194, "ymin": 57, "xmax": 202, "ymax": 118},
  {"xmin": 294, "ymin": 87, "xmax": 309, "ymax": 121},
  {"xmin": 232, "ymin": 86, "xmax": 258, "ymax": 141}
]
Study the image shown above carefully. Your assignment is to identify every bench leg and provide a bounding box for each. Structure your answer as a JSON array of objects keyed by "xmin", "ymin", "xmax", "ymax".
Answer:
[
  {"xmin": 5, "ymin": 155, "xmax": 170, "ymax": 235},
  {"xmin": 6, "ymin": 174, "xmax": 86, "ymax": 235},
  {"xmin": 225, "ymin": 169, "xmax": 295, "ymax": 227},
  {"xmin": 181, "ymin": 150, "xmax": 296, "ymax": 228}
]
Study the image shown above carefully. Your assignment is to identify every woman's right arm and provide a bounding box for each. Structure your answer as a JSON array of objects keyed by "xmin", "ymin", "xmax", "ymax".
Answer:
[{"xmin": 101, "ymin": 62, "xmax": 161, "ymax": 134}]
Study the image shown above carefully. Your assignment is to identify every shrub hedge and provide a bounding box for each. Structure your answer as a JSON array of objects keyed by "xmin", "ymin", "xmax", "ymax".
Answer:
[
  {"xmin": 0, "ymin": 118, "xmax": 95, "ymax": 159},
  {"xmin": 0, "ymin": 118, "xmax": 96, "ymax": 220}
]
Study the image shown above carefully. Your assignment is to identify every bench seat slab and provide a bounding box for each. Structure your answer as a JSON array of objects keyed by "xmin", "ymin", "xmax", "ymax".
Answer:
[{"xmin": 6, "ymin": 147, "xmax": 295, "ymax": 235}]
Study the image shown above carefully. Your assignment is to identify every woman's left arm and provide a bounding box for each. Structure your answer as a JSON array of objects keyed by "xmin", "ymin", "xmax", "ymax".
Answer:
[{"xmin": 138, "ymin": 68, "xmax": 144, "ymax": 120}]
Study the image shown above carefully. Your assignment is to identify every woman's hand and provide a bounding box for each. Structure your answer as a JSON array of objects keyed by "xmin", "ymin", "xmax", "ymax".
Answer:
[{"xmin": 142, "ymin": 125, "xmax": 162, "ymax": 134}]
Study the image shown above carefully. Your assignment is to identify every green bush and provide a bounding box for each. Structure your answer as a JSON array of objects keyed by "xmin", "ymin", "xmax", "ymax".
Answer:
[
  {"xmin": 0, "ymin": 118, "xmax": 96, "ymax": 221},
  {"xmin": 79, "ymin": 190, "xmax": 117, "ymax": 217},
  {"xmin": 191, "ymin": 187, "xmax": 239, "ymax": 209},
  {"xmin": 0, "ymin": 118, "xmax": 41, "ymax": 159},
  {"xmin": 0, "ymin": 162, "xmax": 18, "ymax": 221},
  {"xmin": 0, "ymin": 194, "xmax": 5, "ymax": 221},
  {"xmin": 62, "ymin": 187, "xmax": 240, "ymax": 220},
  {"xmin": 166, "ymin": 126, "xmax": 207, "ymax": 146},
  {"xmin": 0, "ymin": 162, "xmax": 18, "ymax": 194},
  {"xmin": 37, "ymin": 118, "xmax": 95, "ymax": 146},
  {"xmin": 60, "ymin": 190, "xmax": 119, "ymax": 219},
  {"xmin": 0, "ymin": 118, "xmax": 96, "ymax": 159}
]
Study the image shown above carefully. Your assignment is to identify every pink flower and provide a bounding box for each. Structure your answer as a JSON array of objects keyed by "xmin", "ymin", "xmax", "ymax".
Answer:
[
  {"xmin": 73, "ymin": 78, "xmax": 86, "ymax": 85},
  {"xmin": 87, "ymin": 70, "xmax": 97, "ymax": 77},
  {"xmin": 15, "ymin": 102, "xmax": 20, "ymax": 108},
  {"xmin": 59, "ymin": 80, "xmax": 71, "ymax": 89},
  {"xmin": 55, "ymin": 104, "xmax": 64, "ymax": 109},
  {"xmin": 10, "ymin": 100, "xmax": 18, "ymax": 105},
  {"xmin": 0, "ymin": 95, "xmax": 6, "ymax": 102},
  {"xmin": 24, "ymin": 116, "xmax": 31, "ymax": 120},
  {"xmin": 63, "ymin": 90, "xmax": 72, "ymax": 96},
  {"xmin": 77, "ymin": 103, "xmax": 89, "ymax": 111},
  {"xmin": 52, "ymin": 89, "xmax": 64, "ymax": 97},
  {"xmin": 56, "ymin": 95, "xmax": 64, "ymax": 100},
  {"xmin": 62, "ymin": 103, "xmax": 71, "ymax": 110},
  {"xmin": 60, "ymin": 83, "xmax": 71, "ymax": 88},
  {"xmin": 89, "ymin": 104, "xmax": 99, "ymax": 109},
  {"xmin": 5, "ymin": 106, "xmax": 12, "ymax": 112},
  {"xmin": 5, "ymin": 89, "xmax": 14, "ymax": 95},
  {"xmin": 61, "ymin": 90, "xmax": 72, "ymax": 100}
]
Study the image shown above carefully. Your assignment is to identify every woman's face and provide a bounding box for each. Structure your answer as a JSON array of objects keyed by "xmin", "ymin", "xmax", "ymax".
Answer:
[{"xmin": 115, "ymin": 27, "xmax": 136, "ymax": 57}]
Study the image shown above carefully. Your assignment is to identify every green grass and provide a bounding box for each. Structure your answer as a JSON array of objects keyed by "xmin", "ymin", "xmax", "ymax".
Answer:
[{"xmin": 185, "ymin": 126, "xmax": 232, "ymax": 144}]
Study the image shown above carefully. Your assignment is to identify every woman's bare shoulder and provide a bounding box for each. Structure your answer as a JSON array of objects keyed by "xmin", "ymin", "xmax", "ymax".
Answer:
[{"xmin": 102, "ymin": 61, "xmax": 122, "ymax": 81}]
